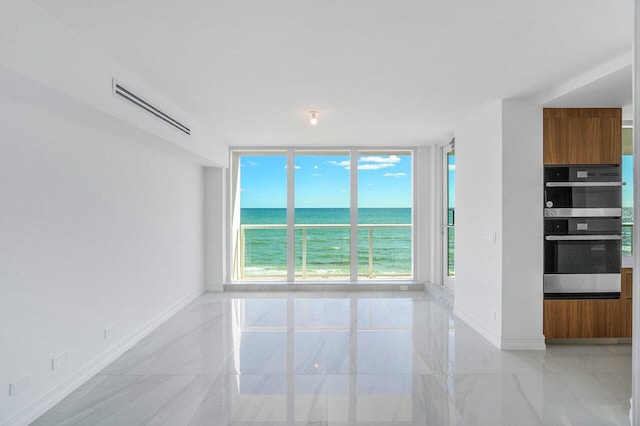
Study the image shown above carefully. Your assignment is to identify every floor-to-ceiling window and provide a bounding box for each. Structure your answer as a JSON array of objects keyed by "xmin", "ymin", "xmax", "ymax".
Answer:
[
  {"xmin": 232, "ymin": 152, "xmax": 288, "ymax": 280},
  {"xmin": 357, "ymin": 152, "xmax": 413, "ymax": 279},
  {"xmin": 442, "ymin": 146, "xmax": 455, "ymax": 290},
  {"xmin": 622, "ymin": 127, "xmax": 633, "ymax": 256},
  {"xmin": 295, "ymin": 151, "xmax": 351, "ymax": 279},
  {"xmin": 230, "ymin": 149, "xmax": 414, "ymax": 282}
]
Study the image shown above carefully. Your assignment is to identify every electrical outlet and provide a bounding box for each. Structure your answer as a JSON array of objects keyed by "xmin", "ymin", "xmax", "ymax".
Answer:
[
  {"xmin": 52, "ymin": 352, "xmax": 68, "ymax": 370},
  {"xmin": 104, "ymin": 325, "xmax": 115, "ymax": 339},
  {"xmin": 9, "ymin": 375, "xmax": 31, "ymax": 396}
]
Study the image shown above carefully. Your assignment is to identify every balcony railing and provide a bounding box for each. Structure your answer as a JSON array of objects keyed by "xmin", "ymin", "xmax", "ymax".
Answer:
[
  {"xmin": 623, "ymin": 223, "xmax": 633, "ymax": 256},
  {"xmin": 237, "ymin": 223, "xmax": 412, "ymax": 280}
]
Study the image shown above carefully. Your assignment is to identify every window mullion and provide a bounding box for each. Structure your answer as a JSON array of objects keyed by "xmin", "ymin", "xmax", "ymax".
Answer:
[
  {"xmin": 287, "ymin": 149, "xmax": 295, "ymax": 282},
  {"xmin": 350, "ymin": 149, "xmax": 359, "ymax": 282}
]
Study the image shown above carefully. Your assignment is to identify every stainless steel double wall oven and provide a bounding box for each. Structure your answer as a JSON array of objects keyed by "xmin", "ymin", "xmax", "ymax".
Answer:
[{"xmin": 543, "ymin": 165, "xmax": 622, "ymax": 298}]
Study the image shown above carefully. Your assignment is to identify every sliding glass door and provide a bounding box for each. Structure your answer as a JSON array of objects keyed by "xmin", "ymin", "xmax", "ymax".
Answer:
[
  {"xmin": 294, "ymin": 152, "xmax": 351, "ymax": 279},
  {"xmin": 442, "ymin": 147, "xmax": 455, "ymax": 291},
  {"xmin": 232, "ymin": 152, "xmax": 288, "ymax": 280},
  {"xmin": 358, "ymin": 152, "xmax": 413, "ymax": 279}
]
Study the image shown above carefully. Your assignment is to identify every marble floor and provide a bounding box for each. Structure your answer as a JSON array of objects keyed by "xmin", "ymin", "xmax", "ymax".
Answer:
[{"xmin": 33, "ymin": 291, "xmax": 632, "ymax": 425}]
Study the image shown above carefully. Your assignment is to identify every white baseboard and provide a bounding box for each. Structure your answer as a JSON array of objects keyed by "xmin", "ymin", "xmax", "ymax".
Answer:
[
  {"xmin": 453, "ymin": 307, "xmax": 502, "ymax": 349},
  {"xmin": 423, "ymin": 282, "xmax": 454, "ymax": 310},
  {"xmin": 454, "ymin": 307, "xmax": 546, "ymax": 351},
  {"xmin": 2, "ymin": 287, "xmax": 204, "ymax": 426}
]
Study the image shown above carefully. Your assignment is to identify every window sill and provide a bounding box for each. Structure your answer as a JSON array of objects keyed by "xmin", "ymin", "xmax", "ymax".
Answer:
[{"xmin": 222, "ymin": 281, "xmax": 425, "ymax": 292}]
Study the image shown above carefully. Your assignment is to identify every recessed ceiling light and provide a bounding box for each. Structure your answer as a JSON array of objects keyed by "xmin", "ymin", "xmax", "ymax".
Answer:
[{"xmin": 308, "ymin": 111, "xmax": 319, "ymax": 126}]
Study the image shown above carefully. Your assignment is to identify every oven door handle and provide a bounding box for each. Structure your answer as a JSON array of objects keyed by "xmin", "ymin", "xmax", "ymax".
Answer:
[
  {"xmin": 545, "ymin": 235, "xmax": 622, "ymax": 241},
  {"xmin": 545, "ymin": 182, "xmax": 623, "ymax": 187}
]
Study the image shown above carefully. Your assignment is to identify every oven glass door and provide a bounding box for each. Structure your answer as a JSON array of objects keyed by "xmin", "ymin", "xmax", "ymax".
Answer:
[{"xmin": 544, "ymin": 238, "xmax": 621, "ymax": 274}]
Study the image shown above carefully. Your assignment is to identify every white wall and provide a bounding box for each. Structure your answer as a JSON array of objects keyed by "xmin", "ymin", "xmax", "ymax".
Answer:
[
  {"xmin": 0, "ymin": 0, "xmax": 227, "ymax": 168},
  {"xmin": 204, "ymin": 168, "xmax": 227, "ymax": 291},
  {"xmin": 0, "ymin": 94, "xmax": 205, "ymax": 424},
  {"xmin": 501, "ymin": 99, "xmax": 544, "ymax": 349},
  {"xmin": 415, "ymin": 145, "xmax": 435, "ymax": 283},
  {"xmin": 454, "ymin": 99, "xmax": 545, "ymax": 350},
  {"xmin": 454, "ymin": 101, "xmax": 504, "ymax": 347}
]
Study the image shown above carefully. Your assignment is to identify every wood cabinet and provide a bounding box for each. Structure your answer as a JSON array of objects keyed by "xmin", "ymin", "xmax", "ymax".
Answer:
[
  {"xmin": 620, "ymin": 268, "xmax": 633, "ymax": 337},
  {"xmin": 543, "ymin": 299, "xmax": 620, "ymax": 338},
  {"xmin": 542, "ymin": 108, "xmax": 627, "ymax": 340},
  {"xmin": 543, "ymin": 269, "xmax": 632, "ymax": 338},
  {"xmin": 543, "ymin": 108, "xmax": 622, "ymax": 165}
]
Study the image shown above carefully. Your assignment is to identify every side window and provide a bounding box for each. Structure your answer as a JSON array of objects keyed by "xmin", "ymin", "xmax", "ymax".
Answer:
[{"xmin": 622, "ymin": 127, "xmax": 633, "ymax": 256}]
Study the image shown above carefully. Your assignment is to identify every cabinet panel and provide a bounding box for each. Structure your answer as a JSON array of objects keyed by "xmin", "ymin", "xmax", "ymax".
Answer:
[
  {"xmin": 543, "ymin": 299, "xmax": 621, "ymax": 338},
  {"xmin": 543, "ymin": 108, "xmax": 621, "ymax": 165},
  {"xmin": 620, "ymin": 268, "xmax": 632, "ymax": 337},
  {"xmin": 544, "ymin": 270, "xmax": 632, "ymax": 339}
]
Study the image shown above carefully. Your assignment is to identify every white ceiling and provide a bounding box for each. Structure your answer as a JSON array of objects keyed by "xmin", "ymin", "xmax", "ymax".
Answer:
[
  {"xmin": 543, "ymin": 65, "xmax": 633, "ymax": 116},
  {"xmin": 31, "ymin": 0, "xmax": 633, "ymax": 147}
]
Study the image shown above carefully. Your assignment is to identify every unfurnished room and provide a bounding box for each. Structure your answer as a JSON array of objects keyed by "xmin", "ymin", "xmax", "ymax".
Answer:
[{"xmin": 1, "ymin": 1, "xmax": 639, "ymax": 425}]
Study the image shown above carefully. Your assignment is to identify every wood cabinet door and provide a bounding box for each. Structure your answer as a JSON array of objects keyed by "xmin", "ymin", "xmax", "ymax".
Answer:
[
  {"xmin": 543, "ymin": 108, "xmax": 621, "ymax": 165},
  {"xmin": 543, "ymin": 299, "xmax": 621, "ymax": 338},
  {"xmin": 620, "ymin": 268, "xmax": 632, "ymax": 337},
  {"xmin": 544, "ymin": 270, "xmax": 632, "ymax": 339}
]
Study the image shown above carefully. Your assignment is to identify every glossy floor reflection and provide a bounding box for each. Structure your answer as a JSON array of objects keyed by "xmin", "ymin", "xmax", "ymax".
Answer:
[{"xmin": 33, "ymin": 292, "xmax": 632, "ymax": 425}]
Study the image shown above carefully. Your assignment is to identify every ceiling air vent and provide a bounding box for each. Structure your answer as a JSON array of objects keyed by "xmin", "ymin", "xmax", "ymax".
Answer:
[{"xmin": 112, "ymin": 79, "xmax": 191, "ymax": 135}]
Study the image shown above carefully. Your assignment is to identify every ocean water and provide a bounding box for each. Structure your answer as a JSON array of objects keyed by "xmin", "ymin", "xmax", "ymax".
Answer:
[{"xmin": 240, "ymin": 208, "xmax": 412, "ymax": 278}]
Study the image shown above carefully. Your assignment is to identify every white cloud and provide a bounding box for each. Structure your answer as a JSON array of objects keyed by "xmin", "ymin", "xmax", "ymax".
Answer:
[
  {"xmin": 245, "ymin": 161, "xmax": 258, "ymax": 167},
  {"xmin": 358, "ymin": 163, "xmax": 395, "ymax": 170},
  {"xmin": 359, "ymin": 155, "xmax": 401, "ymax": 164},
  {"xmin": 313, "ymin": 173, "xmax": 322, "ymax": 177},
  {"xmin": 448, "ymin": 164, "xmax": 456, "ymax": 171},
  {"xmin": 383, "ymin": 172, "xmax": 406, "ymax": 178},
  {"xmin": 314, "ymin": 165, "xmax": 319, "ymax": 169},
  {"xmin": 328, "ymin": 155, "xmax": 402, "ymax": 171},
  {"xmin": 284, "ymin": 165, "xmax": 302, "ymax": 169}
]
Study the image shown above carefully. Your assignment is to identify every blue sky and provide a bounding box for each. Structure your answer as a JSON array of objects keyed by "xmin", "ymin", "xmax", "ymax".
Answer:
[
  {"xmin": 240, "ymin": 154, "xmax": 412, "ymax": 208},
  {"xmin": 447, "ymin": 152, "xmax": 455, "ymax": 209},
  {"xmin": 623, "ymin": 154, "xmax": 633, "ymax": 207}
]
